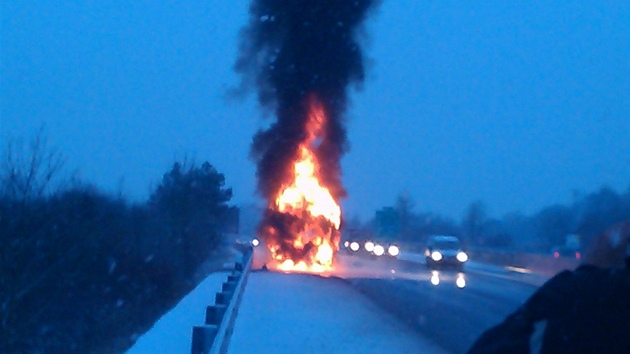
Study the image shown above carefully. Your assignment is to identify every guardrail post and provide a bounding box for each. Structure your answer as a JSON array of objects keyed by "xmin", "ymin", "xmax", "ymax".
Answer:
[
  {"xmin": 191, "ymin": 325, "xmax": 218, "ymax": 354},
  {"xmin": 190, "ymin": 246, "xmax": 253, "ymax": 354},
  {"xmin": 222, "ymin": 280, "xmax": 237, "ymax": 293},
  {"xmin": 215, "ymin": 291, "xmax": 233, "ymax": 306},
  {"xmin": 205, "ymin": 305, "xmax": 227, "ymax": 325}
]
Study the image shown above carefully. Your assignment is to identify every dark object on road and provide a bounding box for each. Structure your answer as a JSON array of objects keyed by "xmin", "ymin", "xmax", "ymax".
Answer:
[
  {"xmin": 468, "ymin": 222, "xmax": 630, "ymax": 354},
  {"xmin": 469, "ymin": 265, "xmax": 630, "ymax": 353}
]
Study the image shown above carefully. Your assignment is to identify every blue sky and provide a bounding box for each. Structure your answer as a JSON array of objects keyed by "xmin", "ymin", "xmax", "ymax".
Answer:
[{"xmin": 2, "ymin": 1, "xmax": 629, "ymax": 221}]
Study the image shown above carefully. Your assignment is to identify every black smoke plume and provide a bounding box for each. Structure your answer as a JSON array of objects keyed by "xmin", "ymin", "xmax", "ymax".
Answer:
[{"xmin": 235, "ymin": 0, "xmax": 380, "ymax": 202}]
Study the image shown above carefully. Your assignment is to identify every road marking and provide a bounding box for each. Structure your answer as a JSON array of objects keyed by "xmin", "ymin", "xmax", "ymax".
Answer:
[{"xmin": 505, "ymin": 266, "xmax": 532, "ymax": 274}]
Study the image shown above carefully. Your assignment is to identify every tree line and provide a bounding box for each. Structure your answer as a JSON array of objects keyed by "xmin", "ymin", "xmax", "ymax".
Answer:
[
  {"xmin": 0, "ymin": 131, "xmax": 236, "ymax": 353},
  {"xmin": 349, "ymin": 186, "xmax": 630, "ymax": 253}
]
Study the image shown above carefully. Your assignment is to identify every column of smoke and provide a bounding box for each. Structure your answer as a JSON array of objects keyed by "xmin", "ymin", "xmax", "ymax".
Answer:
[{"xmin": 235, "ymin": 0, "xmax": 380, "ymax": 260}]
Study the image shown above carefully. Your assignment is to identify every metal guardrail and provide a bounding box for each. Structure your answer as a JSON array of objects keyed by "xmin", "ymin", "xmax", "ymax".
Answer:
[{"xmin": 190, "ymin": 246, "xmax": 253, "ymax": 354}]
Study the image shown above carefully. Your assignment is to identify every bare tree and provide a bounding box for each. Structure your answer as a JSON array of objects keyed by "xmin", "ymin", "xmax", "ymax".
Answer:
[
  {"xmin": 0, "ymin": 128, "xmax": 66, "ymax": 344},
  {"xmin": 0, "ymin": 127, "xmax": 65, "ymax": 204}
]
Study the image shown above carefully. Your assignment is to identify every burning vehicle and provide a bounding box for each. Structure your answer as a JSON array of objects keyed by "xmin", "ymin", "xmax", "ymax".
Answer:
[
  {"xmin": 235, "ymin": 0, "xmax": 380, "ymax": 273},
  {"xmin": 258, "ymin": 99, "xmax": 342, "ymax": 272}
]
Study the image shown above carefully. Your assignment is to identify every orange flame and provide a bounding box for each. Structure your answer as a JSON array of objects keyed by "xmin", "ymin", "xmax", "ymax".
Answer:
[{"xmin": 267, "ymin": 98, "xmax": 341, "ymax": 272}]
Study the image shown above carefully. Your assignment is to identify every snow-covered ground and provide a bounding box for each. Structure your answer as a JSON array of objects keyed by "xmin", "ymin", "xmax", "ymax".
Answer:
[
  {"xmin": 126, "ymin": 269, "xmax": 446, "ymax": 354},
  {"xmin": 126, "ymin": 249, "xmax": 552, "ymax": 354},
  {"xmin": 126, "ymin": 272, "xmax": 227, "ymax": 354},
  {"xmin": 229, "ymin": 271, "xmax": 446, "ymax": 354}
]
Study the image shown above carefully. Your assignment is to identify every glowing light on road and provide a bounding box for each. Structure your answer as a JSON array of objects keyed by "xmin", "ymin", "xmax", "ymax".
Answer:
[
  {"xmin": 388, "ymin": 245, "xmax": 400, "ymax": 257},
  {"xmin": 373, "ymin": 244, "xmax": 385, "ymax": 256},
  {"xmin": 456, "ymin": 251, "xmax": 468, "ymax": 262},
  {"xmin": 430, "ymin": 271, "xmax": 440, "ymax": 285},
  {"xmin": 456, "ymin": 274, "xmax": 466, "ymax": 288},
  {"xmin": 506, "ymin": 266, "xmax": 532, "ymax": 274},
  {"xmin": 350, "ymin": 242, "xmax": 359, "ymax": 252}
]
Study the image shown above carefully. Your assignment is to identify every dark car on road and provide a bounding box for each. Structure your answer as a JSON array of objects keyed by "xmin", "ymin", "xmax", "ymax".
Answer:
[{"xmin": 425, "ymin": 235, "xmax": 468, "ymax": 271}]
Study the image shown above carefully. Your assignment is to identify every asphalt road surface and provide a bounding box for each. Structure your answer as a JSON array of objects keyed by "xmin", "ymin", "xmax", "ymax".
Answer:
[{"xmin": 334, "ymin": 253, "xmax": 543, "ymax": 354}]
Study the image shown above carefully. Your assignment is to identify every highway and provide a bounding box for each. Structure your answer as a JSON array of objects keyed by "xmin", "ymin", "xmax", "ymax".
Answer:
[{"xmin": 334, "ymin": 253, "xmax": 546, "ymax": 354}]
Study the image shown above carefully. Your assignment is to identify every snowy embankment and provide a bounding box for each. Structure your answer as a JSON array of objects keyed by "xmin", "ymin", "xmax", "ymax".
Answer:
[
  {"xmin": 126, "ymin": 272, "xmax": 227, "ymax": 354},
  {"xmin": 127, "ymin": 269, "xmax": 446, "ymax": 353}
]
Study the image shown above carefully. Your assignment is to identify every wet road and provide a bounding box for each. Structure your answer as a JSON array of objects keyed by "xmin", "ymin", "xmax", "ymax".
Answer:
[{"xmin": 334, "ymin": 254, "xmax": 542, "ymax": 353}]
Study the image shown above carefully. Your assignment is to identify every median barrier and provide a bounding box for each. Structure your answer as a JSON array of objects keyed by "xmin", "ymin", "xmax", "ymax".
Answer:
[{"xmin": 191, "ymin": 247, "xmax": 253, "ymax": 354}]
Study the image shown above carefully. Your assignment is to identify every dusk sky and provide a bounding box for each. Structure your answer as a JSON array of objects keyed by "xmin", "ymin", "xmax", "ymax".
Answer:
[{"xmin": 2, "ymin": 1, "xmax": 629, "ymax": 221}]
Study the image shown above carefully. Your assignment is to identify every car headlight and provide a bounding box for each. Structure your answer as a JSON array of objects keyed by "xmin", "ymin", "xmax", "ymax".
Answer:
[
  {"xmin": 350, "ymin": 242, "xmax": 360, "ymax": 251},
  {"xmin": 365, "ymin": 241, "xmax": 375, "ymax": 252},
  {"xmin": 344, "ymin": 241, "xmax": 349, "ymax": 248},
  {"xmin": 388, "ymin": 245, "xmax": 400, "ymax": 257},
  {"xmin": 431, "ymin": 251, "xmax": 443, "ymax": 261},
  {"xmin": 456, "ymin": 251, "xmax": 468, "ymax": 262},
  {"xmin": 373, "ymin": 244, "xmax": 385, "ymax": 256},
  {"xmin": 252, "ymin": 238, "xmax": 260, "ymax": 247}
]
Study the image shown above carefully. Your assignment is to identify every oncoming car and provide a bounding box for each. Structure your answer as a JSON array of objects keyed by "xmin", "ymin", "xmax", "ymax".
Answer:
[
  {"xmin": 371, "ymin": 242, "xmax": 400, "ymax": 258},
  {"xmin": 343, "ymin": 239, "xmax": 400, "ymax": 258},
  {"xmin": 343, "ymin": 239, "xmax": 365, "ymax": 254},
  {"xmin": 425, "ymin": 235, "xmax": 468, "ymax": 271}
]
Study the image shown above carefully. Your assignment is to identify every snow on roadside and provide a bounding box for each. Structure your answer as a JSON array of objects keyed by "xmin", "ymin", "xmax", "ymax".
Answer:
[
  {"xmin": 126, "ymin": 272, "xmax": 227, "ymax": 354},
  {"xmin": 228, "ymin": 271, "xmax": 447, "ymax": 354}
]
